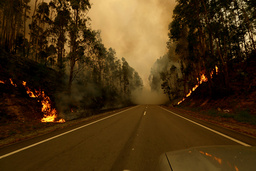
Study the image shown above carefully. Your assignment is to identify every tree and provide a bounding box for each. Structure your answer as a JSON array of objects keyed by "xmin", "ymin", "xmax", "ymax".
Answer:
[
  {"xmin": 67, "ymin": 0, "xmax": 91, "ymax": 95},
  {"xmin": 51, "ymin": 1, "xmax": 71, "ymax": 71},
  {"xmin": 0, "ymin": 0, "xmax": 24, "ymax": 52},
  {"xmin": 29, "ymin": 2, "xmax": 51, "ymax": 63}
]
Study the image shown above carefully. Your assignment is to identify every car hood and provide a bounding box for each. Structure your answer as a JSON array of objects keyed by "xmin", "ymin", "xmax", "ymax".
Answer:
[{"xmin": 159, "ymin": 146, "xmax": 256, "ymax": 171}]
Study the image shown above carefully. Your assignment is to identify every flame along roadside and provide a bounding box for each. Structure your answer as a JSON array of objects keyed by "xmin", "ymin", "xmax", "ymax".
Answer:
[
  {"xmin": 178, "ymin": 66, "xmax": 219, "ymax": 105},
  {"xmin": 0, "ymin": 78, "xmax": 65, "ymax": 123}
]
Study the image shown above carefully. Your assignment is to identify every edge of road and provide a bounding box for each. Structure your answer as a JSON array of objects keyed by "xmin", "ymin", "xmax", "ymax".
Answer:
[
  {"xmin": 1, "ymin": 105, "xmax": 255, "ymax": 160},
  {"xmin": 160, "ymin": 106, "xmax": 256, "ymax": 146},
  {"xmin": 0, "ymin": 105, "xmax": 140, "ymax": 157}
]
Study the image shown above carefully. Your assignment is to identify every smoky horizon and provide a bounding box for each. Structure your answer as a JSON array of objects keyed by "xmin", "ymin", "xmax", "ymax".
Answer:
[{"xmin": 88, "ymin": 0, "xmax": 176, "ymax": 87}]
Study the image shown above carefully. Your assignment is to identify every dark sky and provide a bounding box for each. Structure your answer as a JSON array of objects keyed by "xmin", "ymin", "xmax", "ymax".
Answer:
[{"xmin": 88, "ymin": 0, "xmax": 176, "ymax": 87}]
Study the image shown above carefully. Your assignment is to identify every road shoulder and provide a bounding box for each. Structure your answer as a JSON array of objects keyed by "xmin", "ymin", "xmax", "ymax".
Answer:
[{"xmin": 161, "ymin": 106, "xmax": 256, "ymax": 146}]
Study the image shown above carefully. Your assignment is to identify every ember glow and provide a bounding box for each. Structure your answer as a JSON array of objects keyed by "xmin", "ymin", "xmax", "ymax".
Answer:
[
  {"xmin": 22, "ymin": 81, "xmax": 65, "ymax": 123},
  {"xmin": 9, "ymin": 78, "xmax": 17, "ymax": 87},
  {"xmin": 215, "ymin": 66, "xmax": 219, "ymax": 75},
  {"xmin": 1, "ymin": 78, "xmax": 65, "ymax": 123},
  {"xmin": 178, "ymin": 66, "xmax": 219, "ymax": 105}
]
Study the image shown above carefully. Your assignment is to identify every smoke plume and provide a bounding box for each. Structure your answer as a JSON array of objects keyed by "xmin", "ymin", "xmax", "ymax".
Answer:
[
  {"xmin": 89, "ymin": 0, "xmax": 176, "ymax": 87},
  {"xmin": 131, "ymin": 87, "xmax": 169, "ymax": 105}
]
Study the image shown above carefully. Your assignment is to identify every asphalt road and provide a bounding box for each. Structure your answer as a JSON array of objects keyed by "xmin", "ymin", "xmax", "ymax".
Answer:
[{"xmin": 0, "ymin": 105, "xmax": 256, "ymax": 171}]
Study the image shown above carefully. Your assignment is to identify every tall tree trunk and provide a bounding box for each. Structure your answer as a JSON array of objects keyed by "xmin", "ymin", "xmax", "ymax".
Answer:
[
  {"xmin": 23, "ymin": 5, "xmax": 26, "ymax": 58},
  {"xmin": 215, "ymin": 37, "xmax": 230, "ymax": 90},
  {"xmin": 68, "ymin": 8, "xmax": 79, "ymax": 95},
  {"xmin": 241, "ymin": 7, "xmax": 256, "ymax": 51},
  {"xmin": 68, "ymin": 59, "xmax": 75, "ymax": 95}
]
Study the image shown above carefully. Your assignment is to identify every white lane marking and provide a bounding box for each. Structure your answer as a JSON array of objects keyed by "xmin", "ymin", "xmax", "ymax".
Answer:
[
  {"xmin": 160, "ymin": 107, "xmax": 251, "ymax": 147},
  {"xmin": 144, "ymin": 111, "xmax": 146, "ymax": 116},
  {"xmin": 0, "ymin": 106, "xmax": 139, "ymax": 160}
]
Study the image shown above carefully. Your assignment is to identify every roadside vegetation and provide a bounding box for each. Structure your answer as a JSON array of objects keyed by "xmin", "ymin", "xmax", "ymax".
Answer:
[
  {"xmin": 150, "ymin": 0, "xmax": 255, "ymax": 122},
  {"xmin": 0, "ymin": 0, "xmax": 143, "ymax": 140}
]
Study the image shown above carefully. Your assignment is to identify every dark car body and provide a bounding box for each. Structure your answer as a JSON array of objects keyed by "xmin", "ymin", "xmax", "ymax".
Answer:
[{"xmin": 158, "ymin": 146, "xmax": 256, "ymax": 171}]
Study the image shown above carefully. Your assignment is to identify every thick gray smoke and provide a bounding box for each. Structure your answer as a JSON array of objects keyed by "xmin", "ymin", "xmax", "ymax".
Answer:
[
  {"xmin": 88, "ymin": 0, "xmax": 176, "ymax": 105},
  {"xmin": 28, "ymin": 0, "xmax": 177, "ymax": 105},
  {"xmin": 131, "ymin": 87, "xmax": 169, "ymax": 104},
  {"xmin": 89, "ymin": 0, "xmax": 176, "ymax": 87}
]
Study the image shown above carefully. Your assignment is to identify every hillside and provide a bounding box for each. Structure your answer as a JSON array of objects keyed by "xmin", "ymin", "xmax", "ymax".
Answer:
[
  {"xmin": 177, "ymin": 56, "xmax": 256, "ymax": 126},
  {"xmin": 0, "ymin": 49, "xmax": 64, "ymax": 140}
]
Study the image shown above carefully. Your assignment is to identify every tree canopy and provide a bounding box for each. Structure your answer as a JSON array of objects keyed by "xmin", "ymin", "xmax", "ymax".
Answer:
[
  {"xmin": 0, "ymin": 0, "xmax": 143, "ymax": 114},
  {"xmin": 150, "ymin": 0, "xmax": 256, "ymax": 104}
]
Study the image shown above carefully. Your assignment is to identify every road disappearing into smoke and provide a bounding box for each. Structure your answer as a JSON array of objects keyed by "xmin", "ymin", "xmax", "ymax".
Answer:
[
  {"xmin": 131, "ymin": 88, "xmax": 169, "ymax": 104},
  {"xmin": 1, "ymin": 105, "xmax": 255, "ymax": 171}
]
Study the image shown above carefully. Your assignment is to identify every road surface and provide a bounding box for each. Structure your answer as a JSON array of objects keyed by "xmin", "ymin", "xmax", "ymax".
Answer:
[{"xmin": 0, "ymin": 105, "xmax": 255, "ymax": 171}]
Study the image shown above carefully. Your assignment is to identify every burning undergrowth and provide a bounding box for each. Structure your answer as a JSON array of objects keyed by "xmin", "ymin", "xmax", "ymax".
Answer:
[
  {"xmin": 0, "ymin": 78, "xmax": 65, "ymax": 123},
  {"xmin": 177, "ymin": 66, "xmax": 219, "ymax": 105}
]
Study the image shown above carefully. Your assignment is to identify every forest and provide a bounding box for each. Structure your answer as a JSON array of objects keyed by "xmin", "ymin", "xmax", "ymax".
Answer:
[
  {"xmin": 150, "ymin": 0, "xmax": 256, "ymax": 107},
  {"xmin": 0, "ymin": 0, "xmax": 143, "ymax": 121}
]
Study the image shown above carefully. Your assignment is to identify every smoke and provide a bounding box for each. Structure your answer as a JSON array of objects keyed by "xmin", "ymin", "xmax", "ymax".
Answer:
[
  {"xmin": 55, "ymin": 79, "xmax": 100, "ymax": 120},
  {"xmin": 89, "ymin": 0, "xmax": 176, "ymax": 87},
  {"xmin": 131, "ymin": 87, "xmax": 169, "ymax": 105},
  {"xmin": 28, "ymin": 0, "xmax": 177, "ymax": 105},
  {"xmin": 28, "ymin": 0, "xmax": 176, "ymax": 86}
]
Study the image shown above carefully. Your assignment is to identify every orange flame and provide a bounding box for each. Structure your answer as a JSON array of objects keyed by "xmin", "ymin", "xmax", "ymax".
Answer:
[
  {"xmin": 1, "ymin": 79, "xmax": 65, "ymax": 122},
  {"xmin": 9, "ymin": 78, "xmax": 17, "ymax": 87},
  {"xmin": 0, "ymin": 79, "xmax": 17, "ymax": 87},
  {"xmin": 178, "ymin": 66, "xmax": 218, "ymax": 105},
  {"xmin": 1, "ymin": 79, "xmax": 65, "ymax": 123},
  {"xmin": 22, "ymin": 81, "xmax": 65, "ymax": 123}
]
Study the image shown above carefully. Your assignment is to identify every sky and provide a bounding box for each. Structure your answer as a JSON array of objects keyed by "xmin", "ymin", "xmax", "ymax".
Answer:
[
  {"xmin": 28, "ymin": 0, "xmax": 176, "ymax": 89},
  {"xmin": 88, "ymin": 0, "xmax": 176, "ymax": 88}
]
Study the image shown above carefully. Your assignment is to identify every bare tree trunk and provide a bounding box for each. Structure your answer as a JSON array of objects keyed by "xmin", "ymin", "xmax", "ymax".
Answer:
[
  {"xmin": 241, "ymin": 7, "xmax": 255, "ymax": 51},
  {"xmin": 68, "ymin": 8, "xmax": 79, "ymax": 95},
  {"xmin": 215, "ymin": 38, "xmax": 230, "ymax": 90},
  {"xmin": 30, "ymin": 0, "xmax": 38, "ymax": 42},
  {"xmin": 23, "ymin": 2, "xmax": 27, "ymax": 58}
]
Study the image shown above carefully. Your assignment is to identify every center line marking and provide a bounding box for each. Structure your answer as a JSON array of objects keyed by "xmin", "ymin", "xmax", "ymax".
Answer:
[{"xmin": 144, "ymin": 111, "xmax": 146, "ymax": 115}]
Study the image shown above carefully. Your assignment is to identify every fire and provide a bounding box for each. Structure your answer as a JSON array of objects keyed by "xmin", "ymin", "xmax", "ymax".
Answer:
[
  {"xmin": 0, "ymin": 79, "xmax": 17, "ymax": 87},
  {"xmin": 215, "ymin": 66, "xmax": 219, "ymax": 74},
  {"xmin": 22, "ymin": 81, "xmax": 65, "ymax": 123},
  {"xmin": 1, "ymin": 78, "xmax": 65, "ymax": 123},
  {"xmin": 178, "ymin": 66, "xmax": 218, "ymax": 105},
  {"xmin": 10, "ymin": 78, "xmax": 17, "ymax": 87},
  {"xmin": 22, "ymin": 81, "xmax": 37, "ymax": 98}
]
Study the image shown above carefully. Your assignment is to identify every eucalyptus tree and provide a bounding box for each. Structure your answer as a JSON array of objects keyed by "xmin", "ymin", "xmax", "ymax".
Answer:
[
  {"xmin": 0, "ymin": 0, "xmax": 24, "ymax": 52},
  {"xmin": 50, "ymin": 1, "xmax": 71, "ymax": 71},
  {"xmin": 121, "ymin": 57, "xmax": 130, "ymax": 95},
  {"xmin": 163, "ymin": 0, "xmax": 256, "ymax": 103},
  {"xmin": 67, "ymin": 0, "xmax": 91, "ymax": 94},
  {"xmin": 20, "ymin": 0, "xmax": 31, "ymax": 58},
  {"xmin": 29, "ymin": 2, "xmax": 51, "ymax": 63},
  {"xmin": 103, "ymin": 48, "xmax": 117, "ymax": 88}
]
